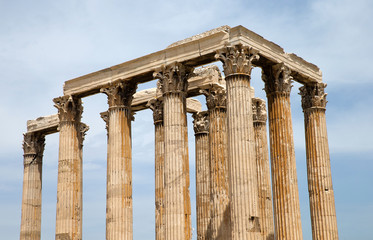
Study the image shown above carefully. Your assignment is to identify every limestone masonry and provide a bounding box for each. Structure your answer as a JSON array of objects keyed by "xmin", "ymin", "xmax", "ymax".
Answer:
[{"xmin": 21, "ymin": 25, "xmax": 338, "ymax": 240}]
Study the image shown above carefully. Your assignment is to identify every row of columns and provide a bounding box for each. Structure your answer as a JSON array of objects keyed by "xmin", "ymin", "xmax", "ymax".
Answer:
[{"xmin": 20, "ymin": 45, "xmax": 338, "ymax": 240}]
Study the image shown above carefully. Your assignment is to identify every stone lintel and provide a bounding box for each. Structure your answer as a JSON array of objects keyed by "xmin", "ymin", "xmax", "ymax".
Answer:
[
  {"xmin": 63, "ymin": 25, "xmax": 321, "ymax": 97},
  {"xmin": 27, "ymin": 114, "xmax": 59, "ymax": 135}
]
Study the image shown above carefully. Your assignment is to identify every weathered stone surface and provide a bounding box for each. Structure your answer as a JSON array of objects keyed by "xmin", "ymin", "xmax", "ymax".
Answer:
[
  {"xmin": 101, "ymin": 81, "xmax": 137, "ymax": 240},
  {"xmin": 263, "ymin": 64, "xmax": 303, "ymax": 240},
  {"xmin": 201, "ymin": 85, "xmax": 231, "ymax": 239},
  {"xmin": 147, "ymin": 98, "xmax": 165, "ymax": 240},
  {"xmin": 155, "ymin": 62, "xmax": 191, "ymax": 240},
  {"xmin": 192, "ymin": 111, "xmax": 212, "ymax": 240},
  {"xmin": 53, "ymin": 96, "xmax": 87, "ymax": 240},
  {"xmin": 63, "ymin": 25, "xmax": 321, "ymax": 97},
  {"xmin": 300, "ymin": 83, "xmax": 339, "ymax": 240},
  {"xmin": 217, "ymin": 46, "xmax": 261, "ymax": 240},
  {"xmin": 20, "ymin": 132, "xmax": 45, "ymax": 240},
  {"xmin": 27, "ymin": 114, "xmax": 59, "ymax": 134},
  {"xmin": 252, "ymin": 98, "xmax": 275, "ymax": 240}
]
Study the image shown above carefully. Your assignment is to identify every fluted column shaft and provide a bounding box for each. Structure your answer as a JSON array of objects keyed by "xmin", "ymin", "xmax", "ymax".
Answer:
[
  {"xmin": 154, "ymin": 63, "xmax": 192, "ymax": 240},
  {"xmin": 300, "ymin": 83, "xmax": 338, "ymax": 240},
  {"xmin": 192, "ymin": 111, "xmax": 211, "ymax": 240},
  {"xmin": 202, "ymin": 86, "xmax": 231, "ymax": 239},
  {"xmin": 54, "ymin": 96, "xmax": 88, "ymax": 240},
  {"xmin": 252, "ymin": 98, "xmax": 275, "ymax": 240},
  {"xmin": 216, "ymin": 45, "xmax": 261, "ymax": 240},
  {"xmin": 148, "ymin": 98, "xmax": 165, "ymax": 240},
  {"xmin": 101, "ymin": 82, "xmax": 137, "ymax": 240},
  {"xmin": 262, "ymin": 64, "xmax": 303, "ymax": 239},
  {"xmin": 20, "ymin": 132, "xmax": 45, "ymax": 240}
]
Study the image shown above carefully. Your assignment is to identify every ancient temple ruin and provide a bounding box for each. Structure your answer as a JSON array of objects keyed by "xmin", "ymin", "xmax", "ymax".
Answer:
[{"xmin": 20, "ymin": 25, "xmax": 338, "ymax": 240}]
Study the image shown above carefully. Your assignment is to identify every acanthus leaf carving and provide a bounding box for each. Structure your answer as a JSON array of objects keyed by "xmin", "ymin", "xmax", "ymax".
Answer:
[
  {"xmin": 192, "ymin": 111, "xmax": 209, "ymax": 134},
  {"xmin": 78, "ymin": 123, "xmax": 89, "ymax": 148},
  {"xmin": 200, "ymin": 85, "xmax": 226, "ymax": 110},
  {"xmin": 215, "ymin": 44, "xmax": 259, "ymax": 77},
  {"xmin": 23, "ymin": 132, "xmax": 45, "ymax": 165},
  {"xmin": 153, "ymin": 62, "xmax": 193, "ymax": 95},
  {"xmin": 100, "ymin": 81, "xmax": 137, "ymax": 108},
  {"xmin": 252, "ymin": 98, "xmax": 267, "ymax": 123},
  {"xmin": 53, "ymin": 95, "xmax": 83, "ymax": 123},
  {"xmin": 147, "ymin": 98, "xmax": 163, "ymax": 124},
  {"xmin": 100, "ymin": 111, "xmax": 109, "ymax": 132},
  {"xmin": 299, "ymin": 83, "xmax": 327, "ymax": 110},
  {"xmin": 262, "ymin": 63, "xmax": 293, "ymax": 95}
]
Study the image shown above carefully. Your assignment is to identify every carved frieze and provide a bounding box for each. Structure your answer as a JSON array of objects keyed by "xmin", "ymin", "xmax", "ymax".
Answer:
[
  {"xmin": 299, "ymin": 83, "xmax": 327, "ymax": 110},
  {"xmin": 200, "ymin": 85, "xmax": 226, "ymax": 110},
  {"xmin": 147, "ymin": 98, "xmax": 164, "ymax": 124},
  {"xmin": 252, "ymin": 98, "xmax": 267, "ymax": 123},
  {"xmin": 262, "ymin": 63, "xmax": 293, "ymax": 95},
  {"xmin": 53, "ymin": 95, "xmax": 82, "ymax": 123},
  {"xmin": 23, "ymin": 132, "xmax": 45, "ymax": 164},
  {"xmin": 100, "ymin": 81, "xmax": 137, "ymax": 108},
  {"xmin": 192, "ymin": 111, "xmax": 209, "ymax": 135},
  {"xmin": 215, "ymin": 44, "xmax": 259, "ymax": 77},
  {"xmin": 153, "ymin": 62, "xmax": 193, "ymax": 95}
]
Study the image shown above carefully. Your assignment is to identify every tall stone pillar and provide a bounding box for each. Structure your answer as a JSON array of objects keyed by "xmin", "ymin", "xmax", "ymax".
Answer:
[
  {"xmin": 154, "ymin": 62, "xmax": 192, "ymax": 240},
  {"xmin": 101, "ymin": 81, "xmax": 137, "ymax": 240},
  {"xmin": 54, "ymin": 96, "xmax": 88, "ymax": 240},
  {"xmin": 147, "ymin": 98, "xmax": 165, "ymax": 240},
  {"xmin": 300, "ymin": 83, "xmax": 339, "ymax": 240},
  {"xmin": 20, "ymin": 132, "xmax": 45, "ymax": 240},
  {"xmin": 215, "ymin": 45, "xmax": 261, "ymax": 240},
  {"xmin": 192, "ymin": 111, "xmax": 211, "ymax": 240},
  {"xmin": 201, "ymin": 86, "xmax": 231, "ymax": 239},
  {"xmin": 262, "ymin": 63, "xmax": 303, "ymax": 239},
  {"xmin": 252, "ymin": 98, "xmax": 275, "ymax": 240}
]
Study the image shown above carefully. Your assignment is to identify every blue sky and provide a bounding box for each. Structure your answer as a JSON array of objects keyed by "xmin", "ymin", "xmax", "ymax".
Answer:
[{"xmin": 1, "ymin": 0, "xmax": 372, "ymax": 239}]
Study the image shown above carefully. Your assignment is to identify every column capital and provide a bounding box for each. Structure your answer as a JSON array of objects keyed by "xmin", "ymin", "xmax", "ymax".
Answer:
[
  {"xmin": 100, "ymin": 81, "xmax": 137, "ymax": 109},
  {"xmin": 299, "ymin": 83, "xmax": 327, "ymax": 111},
  {"xmin": 23, "ymin": 132, "xmax": 45, "ymax": 164},
  {"xmin": 215, "ymin": 44, "xmax": 259, "ymax": 77},
  {"xmin": 100, "ymin": 111, "xmax": 109, "ymax": 132},
  {"xmin": 147, "ymin": 98, "xmax": 164, "ymax": 125},
  {"xmin": 200, "ymin": 85, "xmax": 226, "ymax": 110},
  {"xmin": 78, "ymin": 123, "xmax": 89, "ymax": 148},
  {"xmin": 252, "ymin": 98, "xmax": 267, "ymax": 123},
  {"xmin": 153, "ymin": 62, "xmax": 193, "ymax": 95},
  {"xmin": 192, "ymin": 111, "xmax": 209, "ymax": 135},
  {"xmin": 262, "ymin": 63, "xmax": 293, "ymax": 96},
  {"xmin": 53, "ymin": 95, "xmax": 82, "ymax": 123}
]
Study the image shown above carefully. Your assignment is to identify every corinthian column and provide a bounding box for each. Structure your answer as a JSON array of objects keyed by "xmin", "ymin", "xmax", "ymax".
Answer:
[
  {"xmin": 101, "ymin": 81, "xmax": 137, "ymax": 240},
  {"xmin": 215, "ymin": 45, "xmax": 261, "ymax": 240},
  {"xmin": 252, "ymin": 98, "xmax": 275, "ymax": 240},
  {"xmin": 147, "ymin": 98, "xmax": 165, "ymax": 240},
  {"xmin": 201, "ymin": 86, "xmax": 231, "ymax": 239},
  {"xmin": 300, "ymin": 83, "xmax": 338, "ymax": 240},
  {"xmin": 262, "ymin": 63, "xmax": 303, "ymax": 239},
  {"xmin": 154, "ymin": 62, "xmax": 192, "ymax": 240},
  {"xmin": 192, "ymin": 111, "xmax": 211, "ymax": 240},
  {"xmin": 54, "ymin": 96, "xmax": 88, "ymax": 240},
  {"xmin": 20, "ymin": 132, "xmax": 45, "ymax": 240}
]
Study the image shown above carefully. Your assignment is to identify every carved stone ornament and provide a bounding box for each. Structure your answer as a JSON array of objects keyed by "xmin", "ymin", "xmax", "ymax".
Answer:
[
  {"xmin": 262, "ymin": 63, "xmax": 293, "ymax": 95},
  {"xmin": 299, "ymin": 83, "xmax": 327, "ymax": 110},
  {"xmin": 146, "ymin": 98, "xmax": 163, "ymax": 124},
  {"xmin": 252, "ymin": 98, "xmax": 267, "ymax": 123},
  {"xmin": 153, "ymin": 62, "xmax": 194, "ymax": 95},
  {"xmin": 53, "ymin": 95, "xmax": 82, "ymax": 123},
  {"xmin": 23, "ymin": 132, "xmax": 45, "ymax": 164},
  {"xmin": 100, "ymin": 81, "xmax": 137, "ymax": 108},
  {"xmin": 100, "ymin": 111, "xmax": 109, "ymax": 131},
  {"xmin": 215, "ymin": 44, "xmax": 260, "ymax": 77},
  {"xmin": 200, "ymin": 85, "xmax": 226, "ymax": 110},
  {"xmin": 192, "ymin": 111, "xmax": 209, "ymax": 134},
  {"xmin": 78, "ymin": 123, "xmax": 89, "ymax": 148}
]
